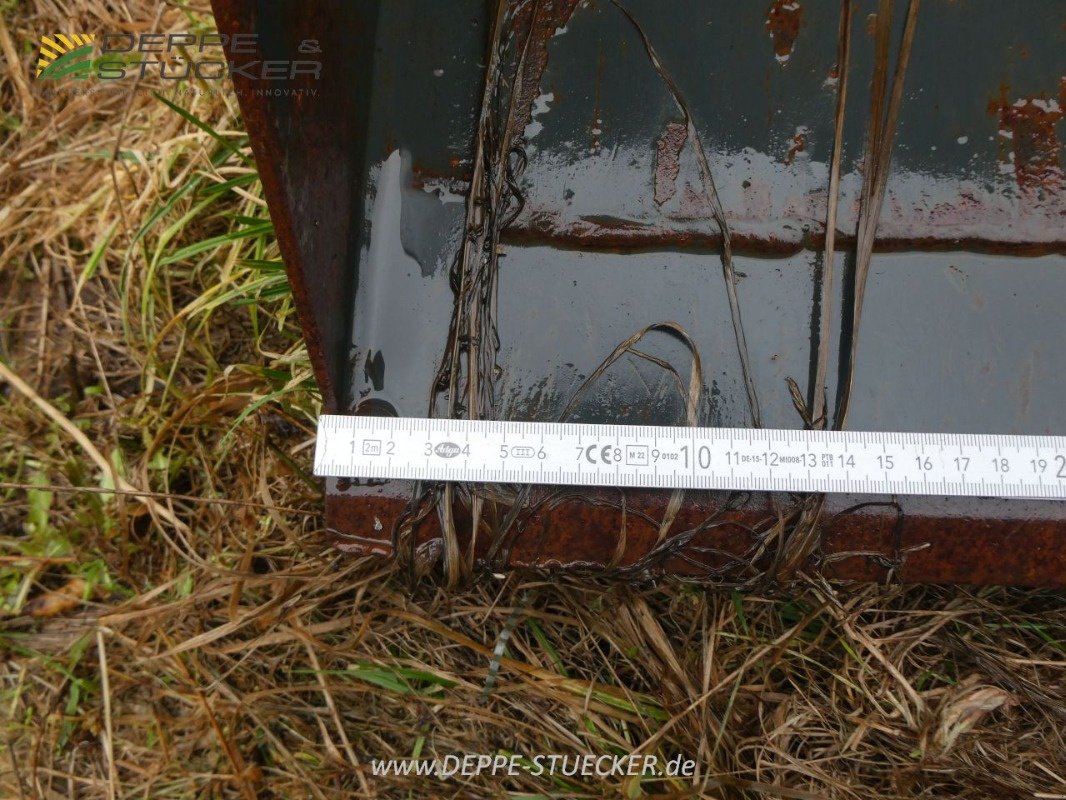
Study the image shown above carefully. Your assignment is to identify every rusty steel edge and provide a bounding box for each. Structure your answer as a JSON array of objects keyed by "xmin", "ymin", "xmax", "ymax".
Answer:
[
  {"xmin": 324, "ymin": 485, "xmax": 1066, "ymax": 586},
  {"xmin": 211, "ymin": 0, "xmax": 379, "ymax": 414}
]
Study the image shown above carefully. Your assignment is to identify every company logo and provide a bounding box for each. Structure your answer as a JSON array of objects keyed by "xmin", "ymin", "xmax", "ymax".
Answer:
[
  {"xmin": 433, "ymin": 442, "xmax": 463, "ymax": 459},
  {"xmin": 30, "ymin": 32, "xmax": 321, "ymax": 88},
  {"xmin": 36, "ymin": 34, "xmax": 96, "ymax": 80}
]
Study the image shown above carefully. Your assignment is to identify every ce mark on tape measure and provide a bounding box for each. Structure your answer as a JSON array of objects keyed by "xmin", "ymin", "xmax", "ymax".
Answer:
[{"xmin": 579, "ymin": 443, "xmax": 650, "ymax": 466}]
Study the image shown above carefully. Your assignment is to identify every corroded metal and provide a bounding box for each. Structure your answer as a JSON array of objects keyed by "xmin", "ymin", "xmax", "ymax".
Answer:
[{"xmin": 213, "ymin": 0, "xmax": 1066, "ymax": 586}]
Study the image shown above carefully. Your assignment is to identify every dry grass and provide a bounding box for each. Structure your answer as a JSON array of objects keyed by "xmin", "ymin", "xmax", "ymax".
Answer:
[{"xmin": 1, "ymin": 2, "xmax": 1064, "ymax": 798}]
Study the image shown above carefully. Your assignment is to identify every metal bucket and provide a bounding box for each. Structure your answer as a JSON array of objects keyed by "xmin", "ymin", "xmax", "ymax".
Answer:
[{"xmin": 212, "ymin": 0, "xmax": 1066, "ymax": 585}]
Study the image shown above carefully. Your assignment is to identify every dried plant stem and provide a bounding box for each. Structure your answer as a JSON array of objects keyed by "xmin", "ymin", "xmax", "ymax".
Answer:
[
  {"xmin": 563, "ymin": 321, "xmax": 704, "ymax": 544},
  {"xmin": 0, "ymin": 14, "xmax": 34, "ymax": 117},
  {"xmin": 465, "ymin": 1, "xmax": 539, "ymax": 571},
  {"xmin": 483, "ymin": 321, "xmax": 705, "ymax": 565},
  {"xmin": 782, "ymin": 0, "xmax": 853, "ymax": 580},
  {"xmin": 811, "ymin": 0, "xmax": 852, "ymax": 430},
  {"xmin": 613, "ymin": 0, "xmax": 761, "ymax": 428},
  {"xmin": 96, "ymin": 629, "xmax": 118, "ymax": 800},
  {"xmin": 434, "ymin": 0, "xmax": 511, "ymax": 587},
  {"xmin": 783, "ymin": 0, "xmax": 918, "ymax": 579},
  {"xmin": 835, "ymin": 0, "xmax": 920, "ymax": 429},
  {"xmin": 0, "ymin": 359, "xmax": 192, "ymax": 541}
]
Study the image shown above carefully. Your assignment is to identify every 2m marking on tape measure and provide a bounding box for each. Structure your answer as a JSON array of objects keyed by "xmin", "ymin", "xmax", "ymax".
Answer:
[{"xmin": 313, "ymin": 415, "xmax": 1066, "ymax": 500}]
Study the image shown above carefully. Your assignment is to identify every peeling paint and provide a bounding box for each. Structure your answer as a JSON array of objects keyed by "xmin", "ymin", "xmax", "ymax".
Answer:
[
  {"xmin": 784, "ymin": 127, "xmax": 808, "ymax": 166},
  {"xmin": 989, "ymin": 85, "xmax": 1065, "ymax": 193},
  {"xmin": 766, "ymin": 0, "xmax": 803, "ymax": 64},
  {"xmin": 507, "ymin": 0, "xmax": 582, "ymax": 134},
  {"xmin": 653, "ymin": 121, "xmax": 688, "ymax": 206}
]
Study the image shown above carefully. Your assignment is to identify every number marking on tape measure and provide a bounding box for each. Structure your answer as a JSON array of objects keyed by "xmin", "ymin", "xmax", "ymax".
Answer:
[{"xmin": 313, "ymin": 415, "xmax": 1066, "ymax": 500}]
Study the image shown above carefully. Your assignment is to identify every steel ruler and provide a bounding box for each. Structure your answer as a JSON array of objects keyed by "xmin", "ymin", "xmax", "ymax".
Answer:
[{"xmin": 313, "ymin": 415, "xmax": 1066, "ymax": 500}]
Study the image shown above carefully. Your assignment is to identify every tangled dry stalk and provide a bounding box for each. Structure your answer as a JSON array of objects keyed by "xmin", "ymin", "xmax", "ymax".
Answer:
[{"xmin": 0, "ymin": 2, "xmax": 1064, "ymax": 798}]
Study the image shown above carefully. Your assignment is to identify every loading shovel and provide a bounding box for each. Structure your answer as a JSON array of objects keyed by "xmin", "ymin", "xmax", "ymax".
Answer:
[{"xmin": 212, "ymin": 0, "xmax": 1066, "ymax": 586}]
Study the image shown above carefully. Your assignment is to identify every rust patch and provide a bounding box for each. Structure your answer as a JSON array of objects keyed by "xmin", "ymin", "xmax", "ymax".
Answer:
[
  {"xmin": 989, "ymin": 85, "xmax": 1065, "ymax": 193},
  {"xmin": 508, "ymin": 0, "xmax": 581, "ymax": 134},
  {"xmin": 325, "ymin": 485, "xmax": 1066, "ymax": 587},
  {"xmin": 653, "ymin": 121, "xmax": 688, "ymax": 206},
  {"xmin": 784, "ymin": 128, "xmax": 807, "ymax": 166},
  {"xmin": 766, "ymin": 0, "xmax": 803, "ymax": 64},
  {"xmin": 503, "ymin": 209, "xmax": 1066, "ymax": 257},
  {"xmin": 677, "ymin": 182, "xmax": 713, "ymax": 220}
]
